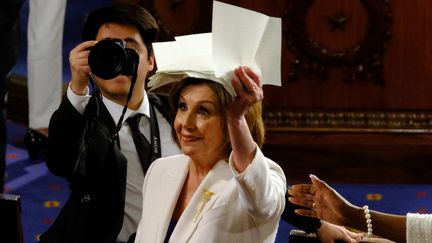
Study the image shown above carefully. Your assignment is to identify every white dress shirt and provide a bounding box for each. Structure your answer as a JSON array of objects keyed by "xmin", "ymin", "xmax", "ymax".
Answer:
[{"xmin": 67, "ymin": 84, "xmax": 181, "ymax": 242}]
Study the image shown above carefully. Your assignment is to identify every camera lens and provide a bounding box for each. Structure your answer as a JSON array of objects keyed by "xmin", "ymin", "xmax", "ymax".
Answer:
[{"xmin": 88, "ymin": 39, "xmax": 128, "ymax": 80}]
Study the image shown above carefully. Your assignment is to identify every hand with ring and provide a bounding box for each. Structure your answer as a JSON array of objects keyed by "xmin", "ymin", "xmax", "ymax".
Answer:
[
  {"xmin": 226, "ymin": 66, "xmax": 264, "ymax": 121},
  {"xmin": 288, "ymin": 174, "xmax": 358, "ymax": 226}
]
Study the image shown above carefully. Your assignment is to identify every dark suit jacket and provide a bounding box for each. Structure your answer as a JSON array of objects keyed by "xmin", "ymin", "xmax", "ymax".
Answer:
[
  {"xmin": 0, "ymin": 0, "xmax": 24, "ymax": 78},
  {"xmin": 282, "ymin": 191, "xmax": 322, "ymax": 234},
  {"xmin": 40, "ymin": 91, "xmax": 170, "ymax": 243},
  {"xmin": 0, "ymin": 0, "xmax": 24, "ymax": 193}
]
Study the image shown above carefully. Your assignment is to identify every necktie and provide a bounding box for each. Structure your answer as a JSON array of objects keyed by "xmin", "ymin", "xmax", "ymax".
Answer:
[{"xmin": 126, "ymin": 114, "xmax": 151, "ymax": 173}]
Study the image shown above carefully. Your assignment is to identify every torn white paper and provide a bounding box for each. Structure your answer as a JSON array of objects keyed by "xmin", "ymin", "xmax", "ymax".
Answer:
[{"xmin": 148, "ymin": 1, "xmax": 281, "ymax": 96}]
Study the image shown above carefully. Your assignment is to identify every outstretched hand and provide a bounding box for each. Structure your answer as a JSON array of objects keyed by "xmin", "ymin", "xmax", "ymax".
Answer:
[{"xmin": 288, "ymin": 174, "xmax": 356, "ymax": 226}]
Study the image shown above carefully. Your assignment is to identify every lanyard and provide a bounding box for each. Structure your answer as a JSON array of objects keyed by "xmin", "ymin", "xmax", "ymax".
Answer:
[
  {"xmin": 148, "ymin": 103, "xmax": 161, "ymax": 162},
  {"xmin": 113, "ymin": 101, "xmax": 162, "ymax": 163}
]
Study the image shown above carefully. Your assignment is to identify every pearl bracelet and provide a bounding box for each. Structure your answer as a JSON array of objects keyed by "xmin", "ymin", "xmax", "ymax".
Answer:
[{"xmin": 363, "ymin": 205, "xmax": 373, "ymax": 237}]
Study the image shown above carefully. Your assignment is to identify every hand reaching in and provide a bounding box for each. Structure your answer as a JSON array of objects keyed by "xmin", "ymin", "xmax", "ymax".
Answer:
[{"xmin": 288, "ymin": 174, "xmax": 358, "ymax": 226}]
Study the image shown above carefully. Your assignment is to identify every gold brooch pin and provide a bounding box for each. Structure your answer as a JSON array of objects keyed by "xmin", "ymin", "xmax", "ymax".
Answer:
[{"xmin": 193, "ymin": 189, "xmax": 214, "ymax": 222}]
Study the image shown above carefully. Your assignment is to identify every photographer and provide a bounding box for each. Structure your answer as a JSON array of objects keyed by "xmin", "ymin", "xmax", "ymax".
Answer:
[{"xmin": 40, "ymin": 5, "xmax": 180, "ymax": 243}]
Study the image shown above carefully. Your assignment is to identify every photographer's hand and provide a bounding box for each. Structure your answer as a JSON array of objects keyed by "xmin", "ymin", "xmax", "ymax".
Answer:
[{"xmin": 69, "ymin": 41, "xmax": 97, "ymax": 95}]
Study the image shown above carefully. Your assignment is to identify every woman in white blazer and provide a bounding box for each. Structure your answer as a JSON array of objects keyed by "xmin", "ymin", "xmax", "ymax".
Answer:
[{"xmin": 134, "ymin": 66, "xmax": 286, "ymax": 243}]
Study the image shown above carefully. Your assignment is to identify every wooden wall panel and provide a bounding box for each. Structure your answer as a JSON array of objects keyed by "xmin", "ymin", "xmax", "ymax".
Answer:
[
  {"xmin": 263, "ymin": 132, "xmax": 432, "ymax": 184},
  {"xmin": 264, "ymin": 0, "xmax": 432, "ymax": 110}
]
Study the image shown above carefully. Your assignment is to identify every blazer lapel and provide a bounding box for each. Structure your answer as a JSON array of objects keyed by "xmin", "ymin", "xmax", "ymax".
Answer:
[
  {"xmin": 156, "ymin": 156, "xmax": 190, "ymax": 242},
  {"xmin": 170, "ymin": 160, "xmax": 232, "ymax": 242}
]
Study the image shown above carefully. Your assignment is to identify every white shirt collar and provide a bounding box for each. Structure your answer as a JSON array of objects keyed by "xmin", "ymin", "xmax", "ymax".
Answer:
[{"xmin": 101, "ymin": 92, "xmax": 150, "ymax": 125}]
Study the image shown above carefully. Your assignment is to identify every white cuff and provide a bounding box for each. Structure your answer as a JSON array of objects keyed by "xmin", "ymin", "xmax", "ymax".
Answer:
[
  {"xmin": 66, "ymin": 82, "xmax": 91, "ymax": 114},
  {"xmin": 406, "ymin": 213, "xmax": 432, "ymax": 243}
]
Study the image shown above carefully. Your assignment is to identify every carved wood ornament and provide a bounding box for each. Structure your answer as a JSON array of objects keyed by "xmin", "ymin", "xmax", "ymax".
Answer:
[
  {"xmin": 139, "ymin": 0, "xmax": 212, "ymax": 41},
  {"xmin": 283, "ymin": 0, "xmax": 392, "ymax": 84}
]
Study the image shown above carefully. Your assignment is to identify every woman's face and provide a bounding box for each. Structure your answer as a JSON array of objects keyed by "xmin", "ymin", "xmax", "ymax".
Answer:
[{"xmin": 174, "ymin": 83, "xmax": 226, "ymax": 162}]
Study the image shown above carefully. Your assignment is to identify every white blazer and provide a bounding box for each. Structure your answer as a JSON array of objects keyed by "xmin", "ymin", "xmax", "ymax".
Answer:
[{"xmin": 134, "ymin": 148, "xmax": 287, "ymax": 243}]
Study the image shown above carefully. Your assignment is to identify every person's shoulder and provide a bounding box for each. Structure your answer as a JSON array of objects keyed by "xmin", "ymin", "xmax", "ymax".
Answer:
[
  {"xmin": 147, "ymin": 91, "xmax": 171, "ymax": 121},
  {"xmin": 147, "ymin": 92, "xmax": 169, "ymax": 107},
  {"xmin": 147, "ymin": 154, "xmax": 188, "ymax": 175},
  {"xmin": 152, "ymin": 154, "xmax": 188, "ymax": 167}
]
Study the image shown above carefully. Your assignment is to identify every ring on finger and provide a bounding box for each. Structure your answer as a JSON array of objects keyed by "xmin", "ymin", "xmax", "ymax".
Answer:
[
  {"xmin": 246, "ymin": 85, "xmax": 256, "ymax": 92},
  {"xmin": 311, "ymin": 202, "xmax": 315, "ymax": 210}
]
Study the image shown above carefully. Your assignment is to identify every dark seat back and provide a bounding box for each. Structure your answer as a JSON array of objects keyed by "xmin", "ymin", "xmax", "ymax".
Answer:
[{"xmin": 0, "ymin": 194, "xmax": 24, "ymax": 243}]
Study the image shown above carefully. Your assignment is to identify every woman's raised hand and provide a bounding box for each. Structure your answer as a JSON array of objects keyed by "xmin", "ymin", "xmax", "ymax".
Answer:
[{"xmin": 227, "ymin": 66, "xmax": 263, "ymax": 121}]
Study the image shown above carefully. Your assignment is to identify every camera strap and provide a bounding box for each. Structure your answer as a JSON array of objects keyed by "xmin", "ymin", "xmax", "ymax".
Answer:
[
  {"xmin": 111, "ymin": 53, "xmax": 161, "ymax": 161},
  {"xmin": 148, "ymin": 101, "xmax": 161, "ymax": 161},
  {"xmin": 73, "ymin": 77, "xmax": 99, "ymax": 178},
  {"xmin": 112, "ymin": 53, "xmax": 139, "ymax": 145}
]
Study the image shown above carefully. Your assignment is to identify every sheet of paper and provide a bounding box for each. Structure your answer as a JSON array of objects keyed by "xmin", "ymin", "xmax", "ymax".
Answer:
[
  {"xmin": 153, "ymin": 33, "xmax": 213, "ymax": 72},
  {"xmin": 254, "ymin": 16, "xmax": 282, "ymax": 86},
  {"xmin": 212, "ymin": 1, "xmax": 281, "ymax": 86},
  {"xmin": 148, "ymin": 1, "xmax": 282, "ymax": 95}
]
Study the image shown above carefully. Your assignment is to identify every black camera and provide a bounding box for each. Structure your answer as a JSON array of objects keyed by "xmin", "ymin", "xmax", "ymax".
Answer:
[{"xmin": 88, "ymin": 39, "xmax": 139, "ymax": 80}]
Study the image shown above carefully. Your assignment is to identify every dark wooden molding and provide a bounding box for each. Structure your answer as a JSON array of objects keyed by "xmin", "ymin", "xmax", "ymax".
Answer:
[{"xmin": 264, "ymin": 109, "xmax": 432, "ymax": 133}]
